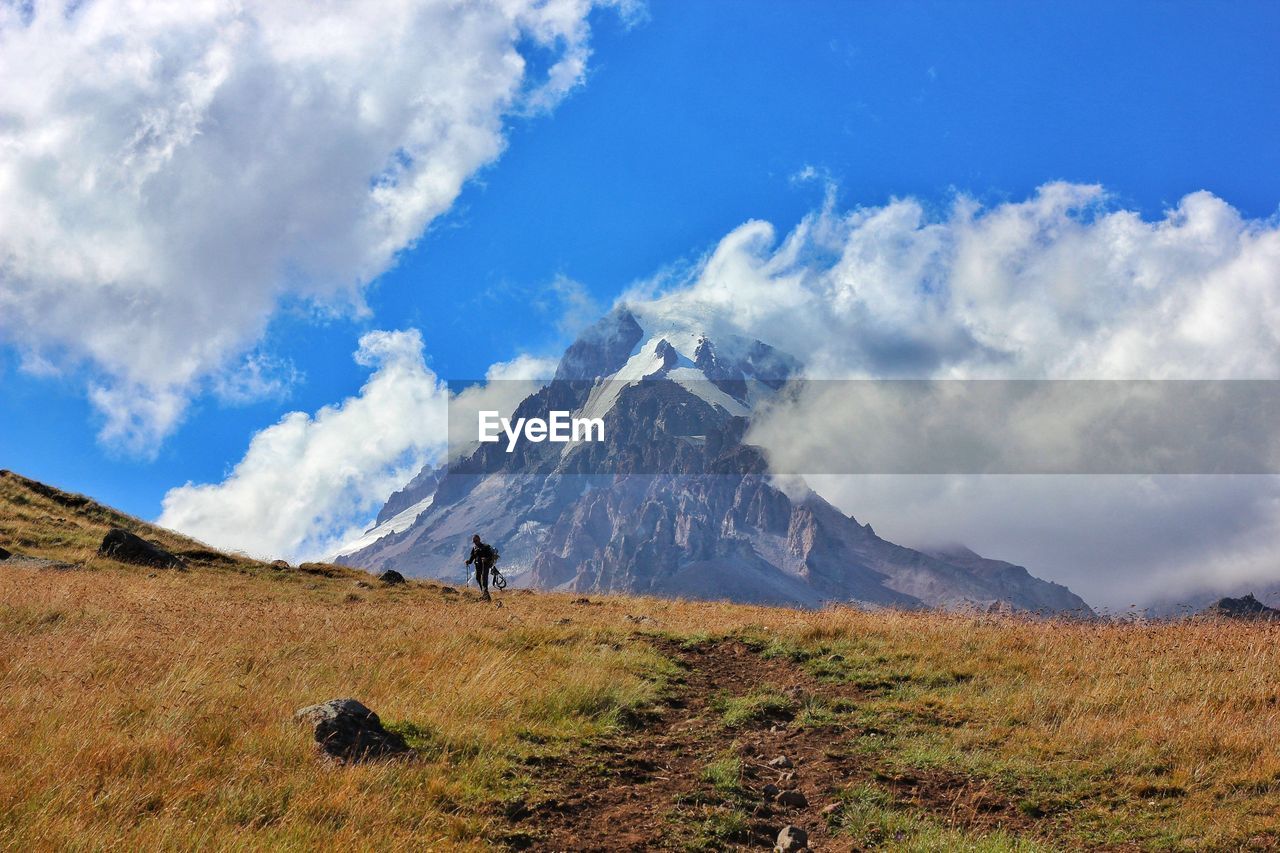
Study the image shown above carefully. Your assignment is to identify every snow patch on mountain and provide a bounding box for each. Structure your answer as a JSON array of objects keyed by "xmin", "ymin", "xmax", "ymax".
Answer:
[
  {"xmin": 666, "ymin": 367, "xmax": 751, "ymax": 416},
  {"xmin": 333, "ymin": 494, "xmax": 436, "ymax": 557}
]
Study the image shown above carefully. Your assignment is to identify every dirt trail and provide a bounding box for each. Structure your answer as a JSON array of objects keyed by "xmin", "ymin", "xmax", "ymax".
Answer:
[{"xmin": 502, "ymin": 635, "xmax": 1032, "ymax": 851}]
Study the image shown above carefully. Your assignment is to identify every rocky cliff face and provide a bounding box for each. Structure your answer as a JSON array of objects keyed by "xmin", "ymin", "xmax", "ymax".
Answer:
[
  {"xmin": 336, "ymin": 307, "xmax": 1094, "ymax": 615},
  {"xmin": 1201, "ymin": 593, "xmax": 1280, "ymax": 621}
]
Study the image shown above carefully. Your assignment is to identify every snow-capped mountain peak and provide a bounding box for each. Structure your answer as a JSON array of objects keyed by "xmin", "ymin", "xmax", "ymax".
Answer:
[
  {"xmin": 335, "ymin": 305, "xmax": 1093, "ymax": 617},
  {"xmin": 555, "ymin": 304, "xmax": 801, "ymax": 426}
]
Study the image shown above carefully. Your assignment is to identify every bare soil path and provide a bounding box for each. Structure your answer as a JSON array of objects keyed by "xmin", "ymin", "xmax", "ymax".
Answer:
[{"xmin": 503, "ymin": 635, "xmax": 1033, "ymax": 851}]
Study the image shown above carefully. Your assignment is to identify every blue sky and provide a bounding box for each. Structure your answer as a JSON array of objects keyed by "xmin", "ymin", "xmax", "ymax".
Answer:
[{"xmin": 3, "ymin": 0, "xmax": 1279, "ymax": 529}]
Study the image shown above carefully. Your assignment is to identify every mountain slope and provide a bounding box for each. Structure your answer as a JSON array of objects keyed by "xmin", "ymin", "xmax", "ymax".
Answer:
[
  {"xmin": 0, "ymin": 468, "xmax": 268, "ymax": 571},
  {"xmin": 338, "ymin": 308, "xmax": 1094, "ymax": 615}
]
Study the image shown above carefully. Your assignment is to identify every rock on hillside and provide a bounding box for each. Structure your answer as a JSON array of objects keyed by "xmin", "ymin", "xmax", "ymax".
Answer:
[
  {"xmin": 294, "ymin": 699, "xmax": 411, "ymax": 763},
  {"xmin": 98, "ymin": 528, "xmax": 184, "ymax": 569},
  {"xmin": 1201, "ymin": 593, "xmax": 1280, "ymax": 621}
]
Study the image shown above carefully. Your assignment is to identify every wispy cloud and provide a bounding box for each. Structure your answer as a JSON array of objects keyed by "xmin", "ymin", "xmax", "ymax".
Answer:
[{"xmin": 212, "ymin": 352, "xmax": 303, "ymax": 406}]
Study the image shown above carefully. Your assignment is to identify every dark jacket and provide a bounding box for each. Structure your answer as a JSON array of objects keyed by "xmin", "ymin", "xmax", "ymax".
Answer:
[{"xmin": 466, "ymin": 542, "xmax": 496, "ymax": 568}]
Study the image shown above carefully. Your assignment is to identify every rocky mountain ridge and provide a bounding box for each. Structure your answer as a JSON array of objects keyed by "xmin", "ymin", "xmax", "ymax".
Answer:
[{"xmin": 337, "ymin": 307, "xmax": 1094, "ymax": 615}]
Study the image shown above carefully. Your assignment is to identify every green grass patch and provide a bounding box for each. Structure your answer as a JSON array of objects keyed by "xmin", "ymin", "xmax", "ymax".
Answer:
[
  {"xmin": 710, "ymin": 688, "xmax": 797, "ymax": 727},
  {"xmin": 678, "ymin": 804, "xmax": 751, "ymax": 851},
  {"xmin": 699, "ymin": 750, "xmax": 744, "ymax": 794},
  {"xmin": 830, "ymin": 782, "xmax": 1048, "ymax": 852}
]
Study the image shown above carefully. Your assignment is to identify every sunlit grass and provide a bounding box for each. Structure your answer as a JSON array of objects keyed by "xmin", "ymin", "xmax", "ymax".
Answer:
[{"xmin": 2, "ymin": 469, "xmax": 1279, "ymax": 848}]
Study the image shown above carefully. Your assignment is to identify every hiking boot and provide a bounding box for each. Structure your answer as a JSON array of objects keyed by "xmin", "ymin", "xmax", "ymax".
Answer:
[{"xmin": 481, "ymin": 591, "xmax": 491, "ymax": 601}]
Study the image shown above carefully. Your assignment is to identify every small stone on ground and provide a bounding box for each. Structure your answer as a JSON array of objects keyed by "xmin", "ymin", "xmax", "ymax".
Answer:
[
  {"xmin": 777, "ymin": 789, "xmax": 808, "ymax": 808},
  {"xmin": 775, "ymin": 824, "xmax": 808, "ymax": 852}
]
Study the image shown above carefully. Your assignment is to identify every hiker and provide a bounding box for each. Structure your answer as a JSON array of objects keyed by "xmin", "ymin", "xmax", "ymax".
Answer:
[{"xmin": 465, "ymin": 534, "xmax": 498, "ymax": 601}]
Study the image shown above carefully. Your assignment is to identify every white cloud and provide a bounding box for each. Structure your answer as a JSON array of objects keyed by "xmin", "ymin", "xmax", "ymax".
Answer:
[
  {"xmin": 211, "ymin": 352, "xmax": 303, "ymax": 405},
  {"xmin": 629, "ymin": 183, "xmax": 1280, "ymax": 380},
  {"xmin": 0, "ymin": 0, "xmax": 618, "ymax": 452},
  {"xmin": 158, "ymin": 329, "xmax": 449, "ymax": 561},
  {"xmin": 156, "ymin": 330, "xmax": 558, "ymax": 562},
  {"xmin": 485, "ymin": 353, "xmax": 560, "ymax": 382},
  {"xmin": 447, "ymin": 352, "xmax": 557, "ymax": 462},
  {"xmin": 789, "ymin": 164, "xmax": 820, "ymax": 184},
  {"xmin": 621, "ymin": 184, "xmax": 1280, "ymax": 606}
]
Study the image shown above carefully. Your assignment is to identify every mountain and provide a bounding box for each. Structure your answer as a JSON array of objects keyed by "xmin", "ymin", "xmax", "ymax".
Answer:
[
  {"xmin": 336, "ymin": 307, "xmax": 1094, "ymax": 615},
  {"xmin": 1141, "ymin": 581, "xmax": 1280, "ymax": 618},
  {"xmin": 922, "ymin": 545, "xmax": 1090, "ymax": 615},
  {"xmin": 1200, "ymin": 593, "xmax": 1280, "ymax": 621}
]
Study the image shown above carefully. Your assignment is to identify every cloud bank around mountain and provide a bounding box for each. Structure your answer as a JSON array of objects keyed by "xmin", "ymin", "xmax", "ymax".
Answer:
[
  {"xmin": 0, "ymin": 0, "xmax": 621, "ymax": 452},
  {"xmin": 629, "ymin": 182, "xmax": 1280, "ymax": 381},
  {"xmin": 623, "ymin": 182, "xmax": 1280, "ymax": 607},
  {"xmin": 806, "ymin": 473, "xmax": 1280, "ymax": 610}
]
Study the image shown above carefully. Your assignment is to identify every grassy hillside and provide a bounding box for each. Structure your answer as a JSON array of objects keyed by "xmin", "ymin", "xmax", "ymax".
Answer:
[
  {"xmin": 1, "ymin": 470, "xmax": 1278, "ymax": 850},
  {"xmin": 0, "ymin": 468, "xmax": 276, "ymax": 573}
]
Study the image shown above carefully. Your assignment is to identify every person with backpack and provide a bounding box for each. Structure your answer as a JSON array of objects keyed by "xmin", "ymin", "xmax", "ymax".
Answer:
[{"xmin": 465, "ymin": 534, "xmax": 499, "ymax": 601}]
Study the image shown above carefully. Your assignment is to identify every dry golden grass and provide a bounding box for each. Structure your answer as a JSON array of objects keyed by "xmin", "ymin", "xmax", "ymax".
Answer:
[
  {"xmin": 2, "ymin": 469, "xmax": 1279, "ymax": 849},
  {"xmin": 0, "ymin": 565, "xmax": 674, "ymax": 849}
]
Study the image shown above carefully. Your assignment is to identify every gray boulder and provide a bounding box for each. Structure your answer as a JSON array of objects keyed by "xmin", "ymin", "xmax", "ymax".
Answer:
[
  {"xmin": 378, "ymin": 570, "xmax": 406, "ymax": 585},
  {"xmin": 1, "ymin": 554, "xmax": 75, "ymax": 571},
  {"xmin": 98, "ymin": 528, "xmax": 183, "ymax": 569},
  {"xmin": 775, "ymin": 825, "xmax": 808, "ymax": 852},
  {"xmin": 294, "ymin": 698, "xmax": 411, "ymax": 763}
]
